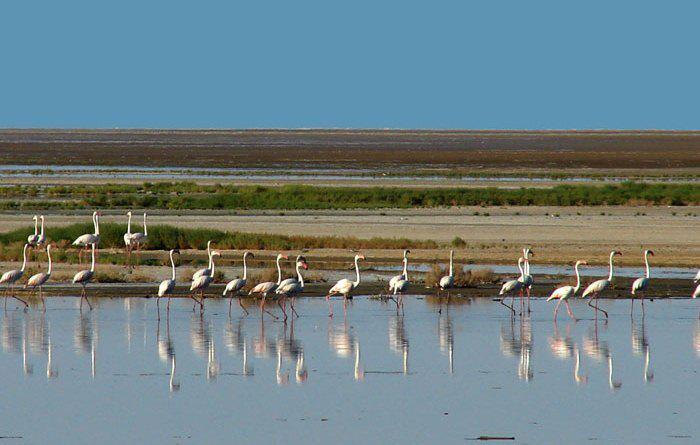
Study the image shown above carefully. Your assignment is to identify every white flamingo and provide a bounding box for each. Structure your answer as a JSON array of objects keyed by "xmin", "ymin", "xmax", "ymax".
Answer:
[
  {"xmin": 392, "ymin": 266, "xmax": 410, "ymax": 314},
  {"xmin": 72, "ymin": 243, "xmax": 96, "ymax": 310},
  {"xmin": 123, "ymin": 211, "xmax": 134, "ymax": 265},
  {"xmin": 518, "ymin": 248, "xmax": 534, "ymax": 313},
  {"xmin": 129, "ymin": 212, "xmax": 149, "ymax": 258},
  {"xmin": 72, "ymin": 211, "xmax": 101, "ymax": 263},
  {"xmin": 439, "ymin": 250, "xmax": 455, "ymax": 295},
  {"xmin": 190, "ymin": 251, "xmax": 220, "ymax": 311},
  {"xmin": 499, "ymin": 257, "xmax": 525, "ymax": 315},
  {"xmin": 223, "ymin": 251, "xmax": 254, "ymax": 315},
  {"xmin": 192, "ymin": 241, "xmax": 214, "ymax": 280},
  {"xmin": 326, "ymin": 254, "xmax": 365, "ymax": 317},
  {"xmin": 157, "ymin": 249, "xmax": 180, "ymax": 315},
  {"xmin": 27, "ymin": 215, "xmax": 39, "ymax": 246},
  {"xmin": 388, "ymin": 249, "xmax": 410, "ymax": 294},
  {"xmin": 249, "ymin": 253, "xmax": 288, "ymax": 319},
  {"xmin": 26, "ymin": 244, "xmax": 54, "ymax": 310},
  {"xmin": 581, "ymin": 251, "xmax": 622, "ymax": 319},
  {"xmin": 276, "ymin": 256, "xmax": 308, "ymax": 321},
  {"xmin": 0, "ymin": 243, "xmax": 29, "ymax": 308},
  {"xmin": 278, "ymin": 255, "xmax": 305, "ymax": 289},
  {"xmin": 36, "ymin": 215, "xmax": 46, "ymax": 247},
  {"xmin": 547, "ymin": 260, "xmax": 587, "ymax": 321},
  {"xmin": 631, "ymin": 249, "xmax": 654, "ymax": 315},
  {"xmin": 694, "ymin": 271, "xmax": 700, "ymax": 302}
]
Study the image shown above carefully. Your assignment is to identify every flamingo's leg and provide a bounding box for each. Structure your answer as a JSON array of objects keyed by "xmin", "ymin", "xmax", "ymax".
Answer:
[
  {"xmin": 564, "ymin": 300, "xmax": 577, "ymax": 321},
  {"xmin": 238, "ymin": 295, "xmax": 249, "ymax": 316},
  {"xmin": 290, "ymin": 297, "xmax": 298, "ymax": 318},
  {"xmin": 326, "ymin": 294, "xmax": 334, "ymax": 318},
  {"xmin": 553, "ymin": 299, "xmax": 562, "ymax": 321}
]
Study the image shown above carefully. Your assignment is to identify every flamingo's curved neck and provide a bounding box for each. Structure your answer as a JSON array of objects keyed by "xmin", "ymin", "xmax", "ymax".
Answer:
[
  {"xmin": 296, "ymin": 262, "xmax": 304, "ymax": 287},
  {"xmin": 644, "ymin": 251, "xmax": 651, "ymax": 279},
  {"xmin": 90, "ymin": 245, "xmax": 96, "ymax": 272},
  {"xmin": 448, "ymin": 251, "xmax": 454, "ymax": 277},
  {"xmin": 47, "ymin": 247, "xmax": 53, "ymax": 275},
  {"xmin": 20, "ymin": 244, "xmax": 28, "ymax": 272},
  {"xmin": 39, "ymin": 217, "xmax": 44, "ymax": 237},
  {"xmin": 127, "ymin": 213, "xmax": 132, "ymax": 234},
  {"xmin": 207, "ymin": 249, "xmax": 214, "ymax": 270},
  {"xmin": 608, "ymin": 252, "xmax": 616, "ymax": 281},
  {"xmin": 242, "ymin": 254, "xmax": 248, "ymax": 280},
  {"xmin": 402, "ymin": 258, "xmax": 408, "ymax": 281},
  {"xmin": 517, "ymin": 259, "xmax": 524, "ymax": 279},
  {"xmin": 276, "ymin": 256, "xmax": 283, "ymax": 284},
  {"xmin": 170, "ymin": 250, "xmax": 176, "ymax": 281},
  {"xmin": 143, "ymin": 213, "xmax": 148, "ymax": 236},
  {"xmin": 210, "ymin": 255, "xmax": 216, "ymax": 277},
  {"xmin": 573, "ymin": 262, "xmax": 582, "ymax": 293},
  {"xmin": 353, "ymin": 257, "xmax": 361, "ymax": 287},
  {"xmin": 94, "ymin": 213, "xmax": 100, "ymax": 236}
]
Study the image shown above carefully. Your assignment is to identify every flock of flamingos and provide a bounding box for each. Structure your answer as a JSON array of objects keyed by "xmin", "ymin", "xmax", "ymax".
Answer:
[{"xmin": 1, "ymin": 211, "xmax": 699, "ymax": 320}]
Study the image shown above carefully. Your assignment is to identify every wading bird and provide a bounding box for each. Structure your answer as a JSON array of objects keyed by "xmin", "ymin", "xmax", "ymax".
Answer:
[
  {"xmin": 392, "ymin": 266, "xmax": 410, "ymax": 314},
  {"xmin": 326, "ymin": 254, "xmax": 365, "ymax": 317},
  {"xmin": 547, "ymin": 260, "xmax": 587, "ymax": 321},
  {"xmin": 190, "ymin": 251, "xmax": 220, "ymax": 311},
  {"xmin": 0, "ymin": 243, "xmax": 30, "ymax": 308},
  {"xmin": 581, "ymin": 251, "xmax": 622, "ymax": 319},
  {"xmin": 157, "ymin": 249, "xmax": 180, "ymax": 315},
  {"xmin": 388, "ymin": 250, "xmax": 410, "ymax": 295},
  {"xmin": 72, "ymin": 211, "xmax": 101, "ymax": 263},
  {"xmin": 438, "ymin": 250, "xmax": 455, "ymax": 296},
  {"xmin": 276, "ymin": 256, "xmax": 308, "ymax": 321},
  {"xmin": 249, "ymin": 253, "xmax": 288, "ymax": 319},
  {"xmin": 192, "ymin": 241, "xmax": 214, "ymax": 280},
  {"xmin": 223, "ymin": 251, "xmax": 254, "ymax": 315},
  {"xmin": 27, "ymin": 215, "xmax": 40, "ymax": 246},
  {"xmin": 36, "ymin": 215, "xmax": 46, "ymax": 247},
  {"xmin": 129, "ymin": 212, "xmax": 149, "ymax": 262},
  {"xmin": 631, "ymin": 250, "xmax": 654, "ymax": 315},
  {"xmin": 499, "ymin": 257, "xmax": 525, "ymax": 315},
  {"xmin": 518, "ymin": 248, "xmax": 534, "ymax": 313},
  {"xmin": 72, "ymin": 243, "xmax": 96, "ymax": 310},
  {"xmin": 26, "ymin": 244, "xmax": 54, "ymax": 310}
]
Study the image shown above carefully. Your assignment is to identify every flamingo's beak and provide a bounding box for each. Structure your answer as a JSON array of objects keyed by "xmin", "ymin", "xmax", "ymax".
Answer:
[
  {"xmin": 302, "ymin": 262, "xmax": 309, "ymax": 270},
  {"xmin": 359, "ymin": 255, "xmax": 366, "ymax": 260},
  {"xmin": 649, "ymin": 250, "xmax": 655, "ymax": 256},
  {"xmin": 282, "ymin": 254, "xmax": 289, "ymax": 260}
]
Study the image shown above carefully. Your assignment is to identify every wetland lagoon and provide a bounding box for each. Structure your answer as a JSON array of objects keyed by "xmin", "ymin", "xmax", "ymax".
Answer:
[{"xmin": 2, "ymin": 295, "xmax": 699, "ymax": 444}]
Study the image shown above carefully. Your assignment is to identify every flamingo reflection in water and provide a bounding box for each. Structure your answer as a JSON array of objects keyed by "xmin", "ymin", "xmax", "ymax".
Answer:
[
  {"xmin": 500, "ymin": 316, "xmax": 533, "ymax": 381},
  {"xmin": 631, "ymin": 318, "xmax": 654, "ymax": 383},
  {"xmin": 583, "ymin": 322, "xmax": 622, "ymax": 391}
]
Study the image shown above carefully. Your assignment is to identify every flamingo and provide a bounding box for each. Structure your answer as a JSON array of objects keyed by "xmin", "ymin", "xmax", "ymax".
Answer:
[
  {"xmin": 223, "ymin": 251, "xmax": 254, "ymax": 315},
  {"xmin": 27, "ymin": 215, "xmax": 39, "ymax": 246},
  {"xmin": 72, "ymin": 243, "xmax": 96, "ymax": 310},
  {"xmin": 0, "ymin": 243, "xmax": 29, "ymax": 308},
  {"xmin": 72, "ymin": 211, "xmax": 101, "ymax": 263},
  {"xmin": 694, "ymin": 271, "xmax": 700, "ymax": 301},
  {"xmin": 695, "ymin": 269, "xmax": 700, "ymax": 283},
  {"xmin": 249, "ymin": 253, "xmax": 288, "ymax": 319},
  {"xmin": 499, "ymin": 257, "xmax": 525, "ymax": 315},
  {"xmin": 631, "ymin": 249, "xmax": 654, "ymax": 315},
  {"xmin": 546, "ymin": 260, "xmax": 587, "ymax": 321},
  {"xmin": 518, "ymin": 248, "xmax": 534, "ymax": 313},
  {"xmin": 123, "ymin": 211, "xmax": 134, "ymax": 265},
  {"xmin": 388, "ymin": 250, "xmax": 410, "ymax": 294},
  {"xmin": 275, "ymin": 256, "xmax": 308, "ymax": 321},
  {"xmin": 438, "ymin": 250, "xmax": 455, "ymax": 295},
  {"xmin": 581, "ymin": 250, "xmax": 622, "ymax": 319},
  {"xmin": 26, "ymin": 244, "xmax": 54, "ymax": 310},
  {"xmin": 392, "ymin": 266, "xmax": 410, "ymax": 314},
  {"xmin": 129, "ymin": 212, "xmax": 149, "ymax": 263},
  {"xmin": 326, "ymin": 254, "xmax": 365, "ymax": 317},
  {"xmin": 189, "ymin": 250, "xmax": 220, "ymax": 311},
  {"xmin": 278, "ymin": 255, "xmax": 305, "ymax": 289},
  {"xmin": 192, "ymin": 241, "xmax": 214, "ymax": 280},
  {"xmin": 157, "ymin": 249, "xmax": 180, "ymax": 316}
]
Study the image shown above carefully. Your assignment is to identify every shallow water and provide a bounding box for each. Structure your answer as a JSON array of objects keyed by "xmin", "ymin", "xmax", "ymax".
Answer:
[{"xmin": 2, "ymin": 296, "xmax": 699, "ymax": 444}]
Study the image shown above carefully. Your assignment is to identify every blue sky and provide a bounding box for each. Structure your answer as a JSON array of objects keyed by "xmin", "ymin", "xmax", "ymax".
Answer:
[{"xmin": 1, "ymin": 1, "xmax": 698, "ymax": 129}]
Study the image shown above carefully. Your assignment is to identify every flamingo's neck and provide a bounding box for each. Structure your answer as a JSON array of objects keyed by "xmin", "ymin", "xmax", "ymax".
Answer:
[
  {"xmin": 90, "ymin": 245, "xmax": 96, "ymax": 272},
  {"xmin": 573, "ymin": 262, "xmax": 582, "ymax": 293},
  {"xmin": 644, "ymin": 252, "xmax": 651, "ymax": 279},
  {"xmin": 127, "ymin": 213, "xmax": 132, "ymax": 234},
  {"xmin": 448, "ymin": 251, "xmax": 453, "ymax": 277},
  {"xmin": 276, "ymin": 256, "xmax": 282, "ymax": 284},
  {"xmin": 170, "ymin": 251, "xmax": 176, "ymax": 281},
  {"xmin": 353, "ymin": 257, "xmax": 361, "ymax": 287},
  {"xmin": 47, "ymin": 247, "xmax": 52, "ymax": 275},
  {"xmin": 608, "ymin": 252, "xmax": 615, "ymax": 281},
  {"xmin": 20, "ymin": 244, "xmax": 28, "ymax": 272},
  {"xmin": 242, "ymin": 254, "xmax": 248, "ymax": 280},
  {"xmin": 402, "ymin": 258, "xmax": 408, "ymax": 281},
  {"xmin": 143, "ymin": 214, "xmax": 148, "ymax": 236},
  {"xmin": 517, "ymin": 259, "xmax": 524, "ymax": 279},
  {"xmin": 39, "ymin": 217, "xmax": 44, "ymax": 236},
  {"xmin": 296, "ymin": 262, "xmax": 304, "ymax": 287},
  {"xmin": 210, "ymin": 256, "xmax": 216, "ymax": 276},
  {"xmin": 94, "ymin": 213, "xmax": 100, "ymax": 235}
]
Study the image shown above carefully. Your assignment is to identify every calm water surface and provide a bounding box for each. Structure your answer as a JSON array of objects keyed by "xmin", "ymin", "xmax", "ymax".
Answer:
[{"xmin": 2, "ymin": 296, "xmax": 699, "ymax": 444}]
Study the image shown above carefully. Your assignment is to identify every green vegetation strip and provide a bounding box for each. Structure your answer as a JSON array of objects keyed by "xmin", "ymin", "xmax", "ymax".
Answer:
[
  {"xmin": 0, "ymin": 182, "xmax": 698, "ymax": 210},
  {"xmin": 0, "ymin": 223, "xmax": 436, "ymax": 251}
]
